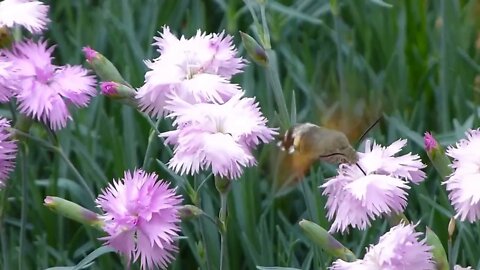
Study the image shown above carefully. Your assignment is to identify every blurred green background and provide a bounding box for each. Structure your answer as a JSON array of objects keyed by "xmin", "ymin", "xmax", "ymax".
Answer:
[{"xmin": 1, "ymin": 0, "xmax": 480, "ymax": 269}]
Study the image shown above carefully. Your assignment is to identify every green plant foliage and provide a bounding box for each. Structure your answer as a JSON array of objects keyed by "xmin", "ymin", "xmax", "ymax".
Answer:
[{"xmin": 1, "ymin": 0, "xmax": 480, "ymax": 269}]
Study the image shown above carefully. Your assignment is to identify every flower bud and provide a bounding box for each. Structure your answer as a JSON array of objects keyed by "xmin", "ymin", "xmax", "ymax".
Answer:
[
  {"xmin": 426, "ymin": 227, "xmax": 449, "ymax": 270},
  {"xmin": 299, "ymin": 219, "xmax": 356, "ymax": 262},
  {"xmin": 215, "ymin": 176, "xmax": 231, "ymax": 195},
  {"xmin": 100, "ymin": 81, "xmax": 136, "ymax": 98},
  {"xmin": 82, "ymin": 46, "xmax": 130, "ymax": 86},
  {"xmin": 448, "ymin": 217, "xmax": 456, "ymax": 240},
  {"xmin": 424, "ymin": 132, "xmax": 452, "ymax": 180},
  {"xmin": 239, "ymin": 31, "xmax": 268, "ymax": 66},
  {"xmin": 99, "ymin": 81, "xmax": 138, "ymax": 107},
  {"xmin": 44, "ymin": 196, "xmax": 102, "ymax": 229},
  {"xmin": 179, "ymin": 204, "xmax": 204, "ymax": 220}
]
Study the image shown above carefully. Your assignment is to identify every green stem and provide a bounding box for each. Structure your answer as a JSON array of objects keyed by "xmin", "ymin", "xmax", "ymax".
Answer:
[
  {"xmin": 12, "ymin": 128, "xmax": 95, "ymax": 201},
  {"xmin": 1, "ymin": 217, "xmax": 7, "ymax": 270},
  {"xmin": 265, "ymin": 51, "xmax": 290, "ymax": 129},
  {"xmin": 215, "ymin": 176, "xmax": 231, "ymax": 270},
  {"xmin": 254, "ymin": 0, "xmax": 290, "ymax": 129},
  {"xmin": 142, "ymin": 119, "xmax": 161, "ymax": 169},
  {"xmin": 56, "ymin": 148, "xmax": 95, "ymax": 201},
  {"xmin": 18, "ymin": 145, "xmax": 27, "ymax": 270},
  {"xmin": 219, "ymin": 191, "xmax": 228, "ymax": 270}
]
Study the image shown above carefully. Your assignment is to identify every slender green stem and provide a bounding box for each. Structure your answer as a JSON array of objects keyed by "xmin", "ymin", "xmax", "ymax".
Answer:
[
  {"xmin": 215, "ymin": 176, "xmax": 231, "ymax": 270},
  {"xmin": 192, "ymin": 175, "xmax": 211, "ymax": 270},
  {"xmin": 142, "ymin": 119, "xmax": 161, "ymax": 169},
  {"xmin": 18, "ymin": 145, "xmax": 27, "ymax": 270},
  {"xmin": 1, "ymin": 218, "xmax": 7, "ymax": 270},
  {"xmin": 56, "ymin": 148, "xmax": 95, "ymax": 201},
  {"xmin": 447, "ymin": 232, "xmax": 454, "ymax": 270},
  {"xmin": 259, "ymin": 3, "xmax": 271, "ymax": 49},
  {"xmin": 265, "ymin": 52, "xmax": 290, "ymax": 129},
  {"xmin": 439, "ymin": 0, "xmax": 449, "ymax": 132},
  {"xmin": 219, "ymin": 191, "xmax": 228, "ymax": 270},
  {"xmin": 12, "ymin": 128, "xmax": 95, "ymax": 201}
]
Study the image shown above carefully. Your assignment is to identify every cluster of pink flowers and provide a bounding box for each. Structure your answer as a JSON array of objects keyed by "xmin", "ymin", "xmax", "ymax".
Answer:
[
  {"xmin": 137, "ymin": 27, "xmax": 276, "ymax": 179},
  {"xmin": 321, "ymin": 139, "xmax": 426, "ymax": 233}
]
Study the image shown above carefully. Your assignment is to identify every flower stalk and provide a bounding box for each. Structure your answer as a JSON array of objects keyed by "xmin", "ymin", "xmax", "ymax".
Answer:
[{"xmin": 215, "ymin": 176, "xmax": 231, "ymax": 270}]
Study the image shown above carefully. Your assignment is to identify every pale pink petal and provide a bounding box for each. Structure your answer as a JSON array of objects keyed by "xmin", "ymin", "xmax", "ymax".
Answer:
[
  {"xmin": 53, "ymin": 65, "xmax": 97, "ymax": 106},
  {"xmin": 0, "ymin": 0, "xmax": 49, "ymax": 33},
  {"xmin": 0, "ymin": 118, "xmax": 16, "ymax": 188},
  {"xmin": 444, "ymin": 128, "xmax": 480, "ymax": 222}
]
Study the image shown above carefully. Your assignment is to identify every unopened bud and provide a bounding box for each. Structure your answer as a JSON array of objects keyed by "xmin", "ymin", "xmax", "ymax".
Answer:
[
  {"xmin": 82, "ymin": 46, "xmax": 130, "ymax": 86},
  {"xmin": 424, "ymin": 132, "xmax": 438, "ymax": 151},
  {"xmin": 239, "ymin": 31, "xmax": 268, "ymax": 66},
  {"xmin": 179, "ymin": 205, "xmax": 204, "ymax": 220},
  {"xmin": 299, "ymin": 219, "xmax": 356, "ymax": 262},
  {"xmin": 448, "ymin": 217, "xmax": 456, "ymax": 240},
  {"xmin": 100, "ymin": 81, "xmax": 136, "ymax": 98},
  {"xmin": 44, "ymin": 196, "xmax": 102, "ymax": 229},
  {"xmin": 423, "ymin": 132, "xmax": 452, "ymax": 180}
]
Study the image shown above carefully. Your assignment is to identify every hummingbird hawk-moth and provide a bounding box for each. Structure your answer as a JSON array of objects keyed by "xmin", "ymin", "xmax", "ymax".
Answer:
[{"xmin": 278, "ymin": 122, "xmax": 359, "ymax": 165}]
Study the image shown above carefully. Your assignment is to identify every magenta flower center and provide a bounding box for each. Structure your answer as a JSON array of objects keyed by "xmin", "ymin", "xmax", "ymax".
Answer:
[{"xmin": 35, "ymin": 66, "xmax": 54, "ymax": 84}]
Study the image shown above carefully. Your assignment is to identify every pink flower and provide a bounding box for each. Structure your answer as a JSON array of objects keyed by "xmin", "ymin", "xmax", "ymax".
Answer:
[
  {"xmin": 0, "ymin": 56, "xmax": 14, "ymax": 102},
  {"xmin": 96, "ymin": 169, "xmax": 182, "ymax": 270},
  {"xmin": 330, "ymin": 223, "xmax": 434, "ymax": 270},
  {"xmin": 0, "ymin": 118, "xmax": 17, "ymax": 188},
  {"xmin": 161, "ymin": 94, "xmax": 276, "ymax": 179},
  {"xmin": 3, "ymin": 40, "xmax": 96, "ymax": 130},
  {"xmin": 0, "ymin": 0, "xmax": 49, "ymax": 33},
  {"xmin": 321, "ymin": 139, "xmax": 426, "ymax": 233},
  {"xmin": 359, "ymin": 139, "xmax": 426, "ymax": 183},
  {"xmin": 444, "ymin": 129, "xmax": 480, "ymax": 222},
  {"xmin": 137, "ymin": 26, "xmax": 245, "ymax": 117}
]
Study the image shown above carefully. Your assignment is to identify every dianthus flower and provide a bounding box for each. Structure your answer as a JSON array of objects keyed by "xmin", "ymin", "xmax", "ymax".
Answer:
[
  {"xmin": 3, "ymin": 40, "xmax": 96, "ymax": 130},
  {"xmin": 321, "ymin": 139, "xmax": 426, "ymax": 233},
  {"xmin": 0, "ymin": 0, "xmax": 49, "ymax": 33},
  {"xmin": 330, "ymin": 223, "xmax": 434, "ymax": 270},
  {"xmin": 444, "ymin": 129, "xmax": 480, "ymax": 222},
  {"xmin": 161, "ymin": 94, "xmax": 276, "ymax": 179},
  {"xmin": 137, "ymin": 26, "xmax": 245, "ymax": 117},
  {"xmin": 0, "ymin": 56, "xmax": 14, "ymax": 102},
  {"xmin": 96, "ymin": 169, "xmax": 182, "ymax": 270},
  {"xmin": 0, "ymin": 117, "xmax": 16, "ymax": 188}
]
